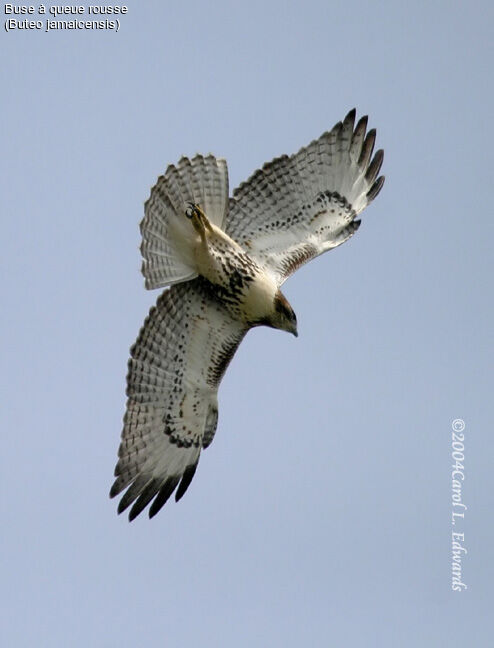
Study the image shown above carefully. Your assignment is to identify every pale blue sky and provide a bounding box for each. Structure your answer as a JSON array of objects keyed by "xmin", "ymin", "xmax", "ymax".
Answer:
[{"xmin": 2, "ymin": 1, "xmax": 493, "ymax": 646}]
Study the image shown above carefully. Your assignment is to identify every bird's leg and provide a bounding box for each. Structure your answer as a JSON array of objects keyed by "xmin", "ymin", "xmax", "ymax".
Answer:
[{"xmin": 185, "ymin": 202, "xmax": 213, "ymax": 244}]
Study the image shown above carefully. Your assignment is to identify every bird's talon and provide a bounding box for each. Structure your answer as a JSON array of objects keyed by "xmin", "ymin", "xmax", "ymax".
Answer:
[{"xmin": 185, "ymin": 202, "xmax": 198, "ymax": 219}]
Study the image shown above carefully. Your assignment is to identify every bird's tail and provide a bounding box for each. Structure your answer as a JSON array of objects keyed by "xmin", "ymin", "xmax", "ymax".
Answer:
[{"xmin": 140, "ymin": 154, "xmax": 229, "ymax": 290}]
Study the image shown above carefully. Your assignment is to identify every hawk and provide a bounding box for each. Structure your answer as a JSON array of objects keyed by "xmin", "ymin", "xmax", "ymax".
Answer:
[{"xmin": 111, "ymin": 109, "xmax": 384, "ymax": 520}]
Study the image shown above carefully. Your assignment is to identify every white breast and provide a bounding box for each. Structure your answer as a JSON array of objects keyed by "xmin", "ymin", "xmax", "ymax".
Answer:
[{"xmin": 242, "ymin": 273, "xmax": 278, "ymax": 322}]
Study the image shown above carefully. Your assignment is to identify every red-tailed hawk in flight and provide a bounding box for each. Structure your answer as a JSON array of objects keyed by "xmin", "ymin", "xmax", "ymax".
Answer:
[{"xmin": 111, "ymin": 109, "xmax": 385, "ymax": 520}]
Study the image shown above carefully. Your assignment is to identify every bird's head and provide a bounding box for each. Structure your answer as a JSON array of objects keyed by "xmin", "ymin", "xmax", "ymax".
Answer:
[{"xmin": 272, "ymin": 291, "xmax": 298, "ymax": 337}]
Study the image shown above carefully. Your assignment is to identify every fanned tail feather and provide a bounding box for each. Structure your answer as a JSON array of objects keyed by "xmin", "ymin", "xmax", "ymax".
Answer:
[{"xmin": 140, "ymin": 154, "xmax": 229, "ymax": 289}]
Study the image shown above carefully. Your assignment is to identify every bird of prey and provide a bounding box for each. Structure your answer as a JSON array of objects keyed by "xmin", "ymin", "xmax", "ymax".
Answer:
[{"xmin": 110, "ymin": 109, "xmax": 385, "ymax": 520}]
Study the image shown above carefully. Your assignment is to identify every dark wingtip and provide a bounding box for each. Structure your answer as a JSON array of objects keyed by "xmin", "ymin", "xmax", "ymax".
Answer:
[
  {"xmin": 109, "ymin": 482, "xmax": 120, "ymax": 499},
  {"xmin": 127, "ymin": 479, "xmax": 162, "ymax": 521},
  {"xmin": 128, "ymin": 509, "xmax": 139, "ymax": 522},
  {"xmin": 175, "ymin": 462, "xmax": 199, "ymax": 502},
  {"xmin": 365, "ymin": 149, "xmax": 384, "ymax": 184},
  {"xmin": 355, "ymin": 115, "xmax": 368, "ymax": 131},
  {"xmin": 148, "ymin": 476, "xmax": 181, "ymax": 518},
  {"xmin": 367, "ymin": 175, "xmax": 385, "ymax": 201},
  {"xmin": 116, "ymin": 477, "xmax": 151, "ymax": 516},
  {"xmin": 129, "ymin": 500, "xmax": 150, "ymax": 522},
  {"xmin": 358, "ymin": 129, "xmax": 376, "ymax": 167},
  {"xmin": 344, "ymin": 108, "xmax": 356, "ymax": 125},
  {"xmin": 117, "ymin": 498, "xmax": 129, "ymax": 516}
]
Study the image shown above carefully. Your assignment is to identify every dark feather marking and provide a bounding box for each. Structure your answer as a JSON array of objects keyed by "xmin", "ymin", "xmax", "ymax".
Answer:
[
  {"xmin": 366, "ymin": 149, "xmax": 384, "ymax": 185},
  {"xmin": 281, "ymin": 242, "xmax": 317, "ymax": 276},
  {"xmin": 128, "ymin": 478, "xmax": 163, "ymax": 521},
  {"xmin": 202, "ymin": 406, "xmax": 218, "ymax": 448},
  {"xmin": 367, "ymin": 175, "xmax": 385, "ymax": 201},
  {"xmin": 148, "ymin": 476, "xmax": 181, "ymax": 518},
  {"xmin": 109, "ymin": 479, "xmax": 124, "ymax": 499},
  {"xmin": 208, "ymin": 336, "xmax": 243, "ymax": 386},
  {"xmin": 343, "ymin": 107, "xmax": 356, "ymax": 128},
  {"xmin": 334, "ymin": 220, "xmax": 361, "ymax": 244},
  {"xmin": 175, "ymin": 462, "xmax": 199, "ymax": 502},
  {"xmin": 358, "ymin": 129, "xmax": 376, "ymax": 168},
  {"xmin": 117, "ymin": 474, "xmax": 153, "ymax": 514},
  {"xmin": 352, "ymin": 115, "xmax": 368, "ymax": 148}
]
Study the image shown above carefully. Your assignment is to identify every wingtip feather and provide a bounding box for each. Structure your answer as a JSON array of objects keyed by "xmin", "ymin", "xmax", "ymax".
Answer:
[
  {"xmin": 148, "ymin": 476, "xmax": 181, "ymax": 518},
  {"xmin": 367, "ymin": 175, "xmax": 385, "ymax": 201},
  {"xmin": 109, "ymin": 481, "xmax": 121, "ymax": 499},
  {"xmin": 343, "ymin": 108, "xmax": 356, "ymax": 127},
  {"xmin": 358, "ymin": 129, "xmax": 376, "ymax": 167},
  {"xmin": 365, "ymin": 149, "xmax": 384, "ymax": 184},
  {"xmin": 175, "ymin": 462, "xmax": 199, "ymax": 502}
]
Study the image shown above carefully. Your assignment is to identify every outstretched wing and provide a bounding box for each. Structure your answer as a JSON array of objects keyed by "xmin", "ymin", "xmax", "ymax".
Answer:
[
  {"xmin": 110, "ymin": 279, "xmax": 247, "ymax": 521},
  {"xmin": 226, "ymin": 109, "xmax": 384, "ymax": 283}
]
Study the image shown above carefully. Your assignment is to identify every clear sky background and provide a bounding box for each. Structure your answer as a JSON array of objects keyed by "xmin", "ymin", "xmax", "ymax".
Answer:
[{"xmin": 2, "ymin": 1, "xmax": 493, "ymax": 646}]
